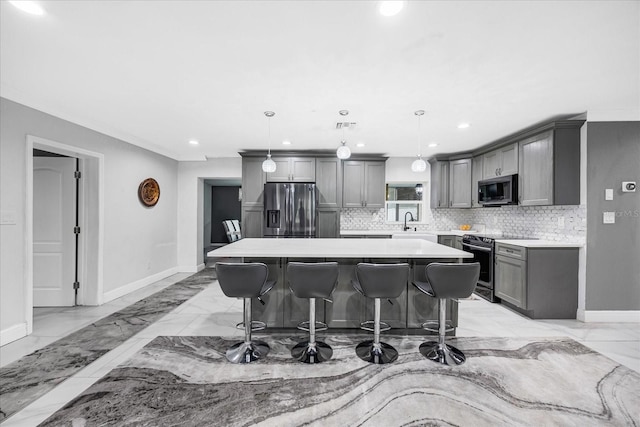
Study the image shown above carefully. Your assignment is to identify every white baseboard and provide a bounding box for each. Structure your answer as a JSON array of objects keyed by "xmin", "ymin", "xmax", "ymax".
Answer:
[
  {"xmin": 577, "ymin": 309, "xmax": 640, "ymax": 323},
  {"xmin": 1, "ymin": 322, "xmax": 28, "ymax": 346},
  {"xmin": 178, "ymin": 264, "xmax": 205, "ymax": 273},
  {"xmin": 102, "ymin": 267, "xmax": 179, "ymax": 304}
]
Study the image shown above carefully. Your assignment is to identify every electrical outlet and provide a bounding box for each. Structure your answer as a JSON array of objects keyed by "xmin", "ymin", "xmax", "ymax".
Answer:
[
  {"xmin": 557, "ymin": 217, "xmax": 565, "ymax": 229},
  {"xmin": 605, "ymin": 189, "xmax": 613, "ymax": 200},
  {"xmin": 603, "ymin": 212, "xmax": 615, "ymax": 224}
]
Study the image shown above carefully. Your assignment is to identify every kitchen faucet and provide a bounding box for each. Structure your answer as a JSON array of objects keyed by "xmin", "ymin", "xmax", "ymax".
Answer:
[{"xmin": 403, "ymin": 212, "xmax": 415, "ymax": 231}]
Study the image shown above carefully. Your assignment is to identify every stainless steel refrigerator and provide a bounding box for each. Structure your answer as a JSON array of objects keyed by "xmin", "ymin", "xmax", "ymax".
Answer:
[{"xmin": 264, "ymin": 182, "xmax": 318, "ymax": 238}]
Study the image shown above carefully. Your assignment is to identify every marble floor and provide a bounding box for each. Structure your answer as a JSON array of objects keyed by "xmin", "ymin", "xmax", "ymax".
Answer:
[{"xmin": 1, "ymin": 271, "xmax": 639, "ymax": 426}]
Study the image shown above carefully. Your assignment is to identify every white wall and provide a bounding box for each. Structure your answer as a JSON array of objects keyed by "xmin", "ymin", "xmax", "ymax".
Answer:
[
  {"xmin": 0, "ymin": 98, "xmax": 179, "ymax": 344},
  {"xmin": 177, "ymin": 158, "xmax": 242, "ymax": 270},
  {"xmin": 385, "ymin": 157, "xmax": 431, "ymax": 183}
]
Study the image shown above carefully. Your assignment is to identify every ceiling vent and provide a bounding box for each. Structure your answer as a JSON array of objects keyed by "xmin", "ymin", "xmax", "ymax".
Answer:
[{"xmin": 336, "ymin": 122, "xmax": 357, "ymax": 129}]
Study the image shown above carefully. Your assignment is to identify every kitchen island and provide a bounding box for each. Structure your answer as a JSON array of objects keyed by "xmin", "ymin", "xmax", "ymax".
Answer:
[{"xmin": 207, "ymin": 238, "xmax": 473, "ymax": 332}]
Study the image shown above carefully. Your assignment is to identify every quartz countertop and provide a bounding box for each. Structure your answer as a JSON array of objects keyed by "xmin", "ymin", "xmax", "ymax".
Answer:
[
  {"xmin": 207, "ymin": 238, "xmax": 473, "ymax": 259},
  {"xmin": 339, "ymin": 230, "xmax": 395, "ymax": 236},
  {"xmin": 496, "ymin": 239, "xmax": 584, "ymax": 248}
]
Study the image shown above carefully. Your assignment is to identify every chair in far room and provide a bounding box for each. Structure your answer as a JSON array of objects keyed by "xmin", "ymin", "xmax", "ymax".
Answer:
[
  {"xmin": 287, "ymin": 262, "xmax": 339, "ymax": 364},
  {"xmin": 351, "ymin": 262, "xmax": 410, "ymax": 364},
  {"xmin": 222, "ymin": 219, "xmax": 242, "ymax": 242},
  {"xmin": 215, "ymin": 262, "xmax": 275, "ymax": 363},
  {"xmin": 413, "ymin": 262, "xmax": 480, "ymax": 366}
]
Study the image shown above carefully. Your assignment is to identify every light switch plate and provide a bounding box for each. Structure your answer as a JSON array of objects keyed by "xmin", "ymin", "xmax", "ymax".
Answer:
[
  {"xmin": 557, "ymin": 217, "xmax": 565, "ymax": 228},
  {"xmin": 603, "ymin": 211, "xmax": 615, "ymax": 224},
  {"xmin": 0, "ymin": 210, "xmax": 17, "ymax": 225},
  {"xmin": 605, "ymin": 189, "xmax": 614, "ymax": 200}
]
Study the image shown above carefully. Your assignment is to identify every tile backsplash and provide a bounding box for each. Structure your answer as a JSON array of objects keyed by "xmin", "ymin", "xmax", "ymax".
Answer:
[{"xmin": 340, "ymin": 205, "xmax": 586, "ymax": 243}]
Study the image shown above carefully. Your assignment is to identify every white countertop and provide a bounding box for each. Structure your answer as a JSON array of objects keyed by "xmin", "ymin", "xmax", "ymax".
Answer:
[
  {"xmin": 496, "ymin": 239, "xmax": 583, "ymax": 248},
  {"xmin": 340, "ymin": 229, "xmax": 477, "ymax": 237},
  {"xmin": 208, "ymin": 238, "xmax": 473, "ymax": 259},
  {"xmin": 339, "ymin": 230, "xmax": 395, "ymax": 236}
]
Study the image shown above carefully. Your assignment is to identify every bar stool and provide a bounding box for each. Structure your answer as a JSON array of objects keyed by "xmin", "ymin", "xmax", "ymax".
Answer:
[
  {"xmin": 215, "ymin": 262, "xmax": 276, "ymax": 363},
  {"xmin": 351, "ymin": 263, "xmax": 410, "ymax": 364},
  {"xmin": 287, "ymin": 262, "xmax": 339, "ymax": 364},
  {"xmin": 413, "ymin": 262, "xmax": 480, "ymax": 366}
]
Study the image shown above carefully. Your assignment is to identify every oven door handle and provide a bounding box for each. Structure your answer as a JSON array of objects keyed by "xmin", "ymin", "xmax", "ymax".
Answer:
[{"xmin": 462, "ymin": 243, "xmax": 492, "ymax": 252}]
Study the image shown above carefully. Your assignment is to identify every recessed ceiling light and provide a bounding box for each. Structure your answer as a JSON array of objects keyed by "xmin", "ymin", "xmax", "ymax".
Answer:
[
  {"xmin": 282, "ymin": 140, "xmax": 291, "ymax": 145},
  {"xmin": 188, "ymin": 140, "xmax": 199, "ymax": 146},
  {"xmin": 9, "ymin": 1, "xmax": 45, "ymax": 15},
  {"xmin": 356, "ymin": 142, "xmax": 365, "ymax": 148},
  {"xmin": 457, "ymin": 123, "xmax": 470, "ymax": 129},
  {"xmin": 428, "ymin": 143, "xmax": 438, "ymax": 148},
  {"xmin": 378, "ymin": 1, "xmax": 404, "ymax": 17}
]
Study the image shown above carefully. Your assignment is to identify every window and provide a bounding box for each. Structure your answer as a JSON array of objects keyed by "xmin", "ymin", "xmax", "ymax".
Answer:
[{"xmin": 385, "ymin": 183, "xmax": 426, "ymax": 223}]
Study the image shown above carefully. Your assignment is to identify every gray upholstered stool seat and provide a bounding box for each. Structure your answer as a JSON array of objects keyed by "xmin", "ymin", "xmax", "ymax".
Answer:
[
  {"xmin": 215, "ymin": 262, "xmax": 276, "ymax": 363},
  {"xmin": 287, "ymin": 262, "xmax": 339, "ymax": 363},
  {"xmin": 413, "ymin": 262, "xmax": 480, "ymax": 366},
  {"xmin": 351, "ymin": 263, "xmax": 410, "ymax": 364}
]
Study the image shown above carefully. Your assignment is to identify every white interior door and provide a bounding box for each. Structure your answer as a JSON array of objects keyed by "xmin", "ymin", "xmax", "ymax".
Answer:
[{"xmin": 33, "ymin": 157, "xmax": 76, "ymax": 306}]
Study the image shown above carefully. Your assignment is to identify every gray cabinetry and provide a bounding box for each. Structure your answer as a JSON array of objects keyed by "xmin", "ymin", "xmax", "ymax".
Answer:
[
  {"xmin": 342, "ymin": 160, "xmax": 386, "ymax": 208},
  {"xmin": 317, "ymin": 208, "xmax": 340, "ymax": 238},
  {"xmin": 241, "ymin": 157, "xmax": 266, "ymax": 207},
  {"xmin": 438, "ymin": 235, "xmax": 461, "ymax": 249},
  {"xmin": 242, "ymin": 207, "xmax": 263, "ymax": 238},
  {"xmin": 449, "ymin": 158, "xmax": 472, "ymax": 208},
  {"xmin": 471, "ymin": 156, "xmax": 483, "ymax": 207},
  {"xmin": 241, "ymin": 158, "xmax": 266, "ymax": 238},
  {"xmin": 494, "ymin": 242, "xmax": 579, "ymax": 318},
  {"xmin": 495, "ymin": 247, "xmax": 527, "ymax": 308},
  {"xmin": 482, "ymin": 143, "xmax": 518, "ymax": 178},
  {"xmin": 316, "ymin": 157, "xmax": 342, "ymax": 208},
  {"xmin": 267, "ymin": 157, "xmax": 315, "ymax": 182},
  {"xmin": 429, "ymin": 159, "xmax": 449, "ymax": 209},
  {"xmin": 518, "ymin": 127, "xmax": 581, "ymax": 206}
]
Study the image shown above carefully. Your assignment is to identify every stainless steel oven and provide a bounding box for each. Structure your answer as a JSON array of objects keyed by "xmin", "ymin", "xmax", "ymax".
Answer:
[{"xmin": 461, "ymin": 234, "xmax": 497, "ymax": 302}]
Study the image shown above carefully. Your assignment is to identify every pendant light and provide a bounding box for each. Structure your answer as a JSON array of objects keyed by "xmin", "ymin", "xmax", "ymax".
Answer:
[
  {"xmin": 411, "ymin": 110, "xmax": 427, "ymax": 172},
  {"xmin": 262, "ymin": 111, "xmax": 277, "ymax": 173},
  {"xmin": 336, "ymin": 110, "xmax": 352, "ymax": 160}
]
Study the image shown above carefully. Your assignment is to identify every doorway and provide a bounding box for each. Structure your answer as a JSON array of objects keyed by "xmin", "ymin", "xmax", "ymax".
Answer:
[
  {"xmin": 32, "ymin": 151, "xmax": 78, "ymax": 306},
  {"xmin": 203, "ymin": 179, "xmax": 241, "ymax": 253},
  {"xmin": 26, "ymin": 135, "xmax": 104, "ymax": 335}
]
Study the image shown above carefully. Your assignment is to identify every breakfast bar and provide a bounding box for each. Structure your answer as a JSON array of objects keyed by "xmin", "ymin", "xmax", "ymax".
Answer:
[{"xmin": 208, "ymin": 238, "xmax": 473, "ymax": 333}]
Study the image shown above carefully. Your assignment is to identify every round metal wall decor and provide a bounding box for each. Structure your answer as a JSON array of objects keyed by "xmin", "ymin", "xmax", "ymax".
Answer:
[{"xmin": 138, "ymin": 178, "xmax": 160, "ymax": 207}]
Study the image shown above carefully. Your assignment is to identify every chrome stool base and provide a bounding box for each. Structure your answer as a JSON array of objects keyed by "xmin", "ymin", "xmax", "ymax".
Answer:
[
  {"xmin": 291, "ymin": 340, "xmax": 333, "ymax": 364},
  {"xmin": 226, "ymin": 340, "xmax": 270, "ymax": 364},
  {"xmin": 419, "ymin": 341, "xmax": 466, "ymax": 366},
  {"xmin": 356, "ymin": 340, "xmax": 398, "ymax": 364}
]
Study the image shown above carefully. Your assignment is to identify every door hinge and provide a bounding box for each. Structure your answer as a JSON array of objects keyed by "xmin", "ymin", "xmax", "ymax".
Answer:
[
  {"xmin": 73, "ymin": 281, "xmax": 80, "ymax": 290},
  {"xmin": 74, "ymin": 170, "xmax": 82, "ymax": 179},
  {"xmin": 74, "ymin": 226, "xmax": 81, "ymax": 234}
]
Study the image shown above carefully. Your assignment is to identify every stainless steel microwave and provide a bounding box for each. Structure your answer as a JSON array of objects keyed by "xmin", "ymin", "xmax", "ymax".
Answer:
[{"xmin": 478, "ymin": 174, "xmax": 518, "ymax": 206}]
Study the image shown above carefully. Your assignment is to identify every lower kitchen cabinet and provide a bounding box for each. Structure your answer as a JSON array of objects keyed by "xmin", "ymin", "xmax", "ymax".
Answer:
[
  {"xmin": 494, "ymin": 243, "xmax": 578, "ymax": 319},
  {"xmin": 241, "ymin": 207, "xmax": 263, "ymax": 238},
  {"xmin": 317, "ymin": 208, "xmax": 340, "ymax": 238},
  {"xmin": 438, "ymin": 235, "xmax": 462, "ymax": 250}
]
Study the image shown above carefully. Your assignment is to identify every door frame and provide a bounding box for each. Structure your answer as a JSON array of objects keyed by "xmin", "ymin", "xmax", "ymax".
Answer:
[{"xmin": 25, "ymin": 135, "xmax": 104, "ymax": 334}]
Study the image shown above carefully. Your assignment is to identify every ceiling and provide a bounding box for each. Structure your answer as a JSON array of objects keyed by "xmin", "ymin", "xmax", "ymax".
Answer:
[{"xmin": 1, "ymin": 1, "xmax": 638, "ymax": 161}]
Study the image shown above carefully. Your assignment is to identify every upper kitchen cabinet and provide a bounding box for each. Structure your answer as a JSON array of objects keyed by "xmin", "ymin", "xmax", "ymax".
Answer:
[
  {"xmin": 266, "ymin": 157, "xmax": 316, "ymax": 182},
  {"xmin": 449, "ymin": 158, "xmax": 472, "ymax": 208},
  {"xmin": 471, "ymin": 156, "xmax": 483, "ymax": 207},
  {"xmin": 429, "ymin": 159, "xmax": 449, "ymax": 209},
  {"xmin": 316, "ymin": 157, "xmax": 342, "ymax": 208},
  {"xmin": 342, "ymin": 160, "xmax": 386, "ymax": 208},
  {"xmin": 482, "ymin": 143, "xmax": 518, "ymax": 178},
  {"xmin": 519, "ymin": 124, "xmax": 581, "ymax": 206},
  {"xmin": 241, "ymin": 157, "xmax": 266, "ymax": 207}
]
